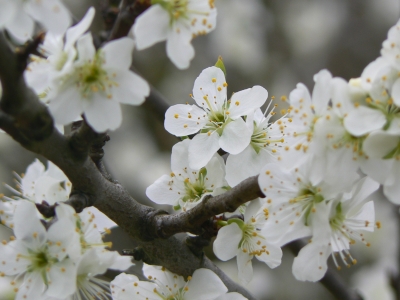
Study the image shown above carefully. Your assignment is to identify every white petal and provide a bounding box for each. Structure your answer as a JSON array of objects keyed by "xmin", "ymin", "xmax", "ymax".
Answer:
[
  {"xmin": 171, "ymin": 139, "xmax": 190, "ymax": 171},
  {"xmin": 84, "ymin": 207, "xmax": 117, "ymax": 230},
  {"xmin": 143, "ymin": 264, "xmax": 185, "ymax": 293},
  {"xmin": 6, "ymin": 10, "xmax": 34, "ymax": 42},
  {"xmin": 237, "ymin": 251, "xmax": 253, "ymax": 285},
  {"xmin": 76, "ymin": 33, "xmax": 96, "ymax": 62},
  {"xmin": 146, "ymin": 174, "xmax": 183, "ymax": 206},
  {"xmin": 26, "ymin": 0, "xmax": 71, "ymax": 35},
  {"xmin": 14, "ymin": 201, "xmax": 46, "ymax": 250},
  {"xmin": 108, "ymin": 69, "xmax": 149, "ymax": 105},
  {"xmin": 344, "ymin": 106, "xmax": 386, "ymax": 136},
  {"xmin": 219, "ymin": 118, "xmax": 251, "ymax": 154},
  {"xmin": 46, "ymin": 259, "xmax": 77, "ymax": 298},
  {"xmin": 226, "ymin": 145, "xmax": 272, "ymax": 187},
  {"xmin": 103, "ymin": 38, "xmax": 134, "ymax": 69},
  {"xmin": 192, "ymin": 67, "xmax": 227, "ymax": 112},
  {"xmin": 0, "ymin": 0, "xmax": 17, "ymax": 28},
  {"xmin": 17, "ymin": 272, "xmax": 45, "ymax": 300},
  {"xmin": 392, "ymin": 77, "xmax": 400, "ymax": 106},
  {"xmin": 255, "ymin": 242, "xmax": 282, "ymax": 269},
  {"xmin": 65, "ymin": 7, "xmax": 95, "ymax": 50},
  {"xmin": 185, "ymin": 269, "xmax": 228, "ymax": 300},
  {"xmin": 48, "ymin": 87, "xmax": 83, "ymax": 125},
  {"xmin": 133, "ymin": 5, "xmax": 169, "ymax": 50},
  {"xmin": 166, "ymin": 24, "xmax": 194, "ymax": 69},
  {"xmin": 228, "ymin": 86, "xmax": 268, "ymax": 119},
  {"xmin": 384, "ymin": 182, "xmax": 400, "ymax": 205},
  {"xmin": 84, "ymin": 95, "xmax": 122, "ymax": 132},
  {"xmin": 189, "ymin": 132, "xmax": 220, "ymax": 169},
  {"xmin": 363, "ymin": 131, "xmax": 398, "ymax": 158},
  {"xmin": 165, "ymin": 104, "xmax": 208, "ymax": 136},
  {"xmin": 213, "ymin": 223, "xmax": 242, "ymax": 261},
  {"xmin": 292, "ymin": 241, "xmax": 330, "ymax": 282},
  {"xmin": 311, "ymin": 69, "xmax": 332, "ymax": 114}
]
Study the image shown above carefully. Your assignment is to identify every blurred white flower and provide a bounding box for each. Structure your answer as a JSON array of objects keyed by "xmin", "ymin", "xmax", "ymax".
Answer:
[
  {"xmin": 133, "ymin": 0, "xmax": 217, "ymax": 69},
  {"xmin": 0, "ymin": 0, "xmax": 71, "ymax": 42}
]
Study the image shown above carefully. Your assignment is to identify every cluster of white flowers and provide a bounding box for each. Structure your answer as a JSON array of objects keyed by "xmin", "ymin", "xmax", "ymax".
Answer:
[
  {"xmin": 0, "ymin": 200, "xmax": 132, "ymax": 299},
  {"xmin": 150, "ymin": 19, "xmax": 400, "ymax": 283},
  {"xmin": 18, "ymin": 0, "xmax": 216, "ymax": 132},
  {"xmin": 2, "ymin": 0, "xmax": 400, "ymax": 298},
  {"xmin": 110, "ymin": 264, "xmax": 247, "ymax": 300}
]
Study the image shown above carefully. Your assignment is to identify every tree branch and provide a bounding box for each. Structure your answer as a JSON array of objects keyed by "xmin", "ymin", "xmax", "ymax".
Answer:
[
  {"xmin": 0, "ymin": 31, "xmax": 53, "ymax": 141},
  {"xmin": 152, "ymin": 176, "xmax": 264, "ymax": 238}
]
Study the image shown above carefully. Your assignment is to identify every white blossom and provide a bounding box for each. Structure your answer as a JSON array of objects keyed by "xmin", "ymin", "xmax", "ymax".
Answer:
[
  {"xmin": 48, "ymin": 33, "xmax": 150, "ymax": 132},
  {"xmin": 0, "ymin": 201, "xmax": 80, "ymax": 299},
  {"xmin": 133, "ymin": 0, "xmax": 217, "ymax": 69},
  {"xmin": 0, "ymin": 0, "xmax": 71, "ymax": 42},
  {"xmin": 146, "ymin": 139, "xmax": 226, "ymax": 211},
  {"xmin": 292, "ymin": 177, "xmax": 378, "ymax": 281},
  {"xmin": 213, "ymin": 199, "xmax": 282, "ymax": 284},
  {"xmin": 110, "ymin": 264, "xmax": 236, "ymax": 300},
  {"xmin": 165, "ymin": 66, "xmax": 268, "ymax": 169}
]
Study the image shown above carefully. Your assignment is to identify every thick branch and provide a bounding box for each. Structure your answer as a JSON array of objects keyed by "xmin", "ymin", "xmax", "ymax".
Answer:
[
  {"xmin": 152, "ymin": 176, "xmax": 264, "ymax": 238},
  {"xmin": 0, "ymin": 32, "xmax": 53, "ymax": 141}
]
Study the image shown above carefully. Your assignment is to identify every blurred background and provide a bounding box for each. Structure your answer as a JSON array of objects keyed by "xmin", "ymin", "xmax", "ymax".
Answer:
[{"xmin": 1, "ymin": 0, "xmax": 400, "ymax": 299}]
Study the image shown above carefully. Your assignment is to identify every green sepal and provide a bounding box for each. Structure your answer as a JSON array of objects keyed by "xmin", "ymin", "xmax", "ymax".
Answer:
[
  {"xmin": 180, "ymin": 136, "xmax": 189, "ymax": 140},
  {"xmin": 173, "ymin": 204, "xmax": 181, "ymax": 211},
  {"xmin": 214, "ymin": 56, "xmax": 226, "ymax": 76},
  {"xmin": 227, "ymin": 218, "xmax": 245, "ymax": 229}
]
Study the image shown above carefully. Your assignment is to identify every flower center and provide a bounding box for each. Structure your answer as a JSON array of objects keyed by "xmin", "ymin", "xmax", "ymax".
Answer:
[{"xmin": 76, "ymin": 51, "xmax": 118, "ymax": 99}]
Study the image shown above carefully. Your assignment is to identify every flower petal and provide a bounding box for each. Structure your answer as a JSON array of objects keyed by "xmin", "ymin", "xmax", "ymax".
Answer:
[
  {"xmin": 108, "ymin": 69, "xmax": 149, "ymax": 105},
  {"xmin": 185, "ymin": 268, "xmax": 228, "ymax": 300},
  {"xmin": 228, "ymin": 86, "xmax": 268, "ymax": 119},
  {"xmin": 84, "ymin": 95, "xmax": 122, "ymax": 132},
  {"xmin": 26, "ymin": 0, "xmax": 71, "ymax": 35},
  {"xmin": 344, "ymin": 106, "xmax": 386, "ymax": 136},
  {"xmin": 166, "ymin": 24, "xmax": 194, "ymax": 69},
  {"xmin": 292, "ymin": 241, "xmax": 330, "ymax": 282},
  {"xmin": 133, "ymin": 5, "xmax": 169, "ymax": 50},
  {"xmin": 103, "ymin": 37, "xmax": 134, "ymax": 70},
  {"xmin": 219, "ymin": 118, "xmax": 251, "ymax": 154},
  {"xmin": 213, "ymin": 223, "xmax": 242, "ymax": 261},
  {"xmin": 189, "ymin": 131, "xmax": 220, "ymax": 169},
  {"xmin": 165, "ymin": 104, "xmax": 208, "ymax": 136}
]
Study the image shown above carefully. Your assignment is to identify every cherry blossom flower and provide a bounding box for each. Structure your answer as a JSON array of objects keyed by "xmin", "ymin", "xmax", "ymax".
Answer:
[
  {"xmin": 0, "ymin": 0, "xmax": 71, "ymax": 42},
  {"xmin": 133, "ymin": 0, "xmax": 217, "ymax": 69},
  {"xmin": 225, "ymin": 106, "xmax": 294, "ymax": 187},
  {"xmin": 110, "ymin": 264, "xmax": 239, "ymax": 300},
  {"xmin": 48, "ymin": 33, "xmax": 150, "ymax": 132},
  {"xmin": 213, "ymin": 199, "xmax": 282, "ymax": 284},
  {"xmin": 146, "ymin": 139, "xmax": 226, "ymax": 211},
  {"xmin": 258, "ymin": 160, "xmax": 358, "ymax": 247},
  {"xmin": 292, "ymin": 177, "xmax": 378, "ymax": 281},
  {"xmin": 0, "ymin": 201, "xmax": 80, "ymax": 299},
  {"xmin": 165, "ymin": 66, "xmax": 268, "ymax": 169},
  {"xmin": 25, "ymin": 7, "xmax": 96, "ymax": 103}
]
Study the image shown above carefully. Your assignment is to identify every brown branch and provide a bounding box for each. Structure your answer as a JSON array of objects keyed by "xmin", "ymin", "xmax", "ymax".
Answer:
[
  {"xmin": 107, "ymin": 0, "xmax": 150, "ymax": 42},
  {"xmin": 152, "ymin": 176, "xmax": 264, "ymax": 238},
  {"xmin": 0, "ymin": 31, "xmax": 53, "ymax": 141}
]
